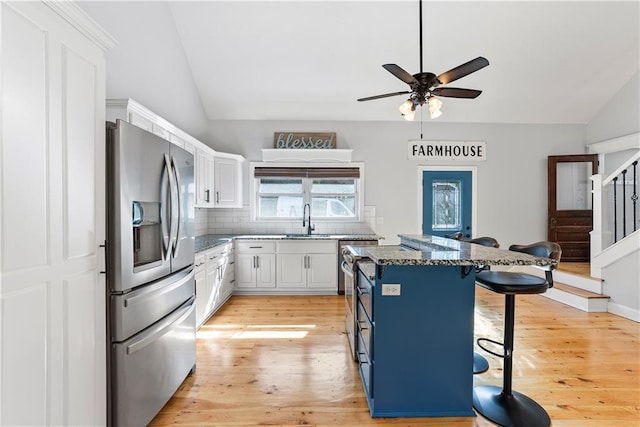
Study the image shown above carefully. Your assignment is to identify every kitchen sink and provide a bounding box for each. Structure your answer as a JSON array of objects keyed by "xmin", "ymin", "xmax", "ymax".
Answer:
[{"xmin": 285, "ymin": 234, "xmax": 332, "ymax": 238}]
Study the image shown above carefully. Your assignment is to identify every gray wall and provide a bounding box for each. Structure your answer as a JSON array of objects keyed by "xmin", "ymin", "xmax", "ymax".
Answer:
[
  {"xmin": 204, "ymin": 120, "xmax": 585, "ymax": 246},
  {"xmin": 79, "ymin": 1, "xmax": 208, "ymax": 139}
]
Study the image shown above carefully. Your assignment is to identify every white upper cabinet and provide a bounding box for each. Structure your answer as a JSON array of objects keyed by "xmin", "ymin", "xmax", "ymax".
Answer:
[
  {"xmin": 106, "ymin": 98, "xmax": 245, "ymax": 208},
  {"xmin": 214, "ymin": 154, "xmax": 244, "ymax": 208},
  {"xmin": 196, "ymin": 148, "xmax": 216, "ymax": 207}
]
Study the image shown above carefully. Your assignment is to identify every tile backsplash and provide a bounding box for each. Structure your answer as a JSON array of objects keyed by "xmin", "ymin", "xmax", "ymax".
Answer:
[{"xmin": 195, "ymin": 206, "xmax": 377, "ymax": 236}]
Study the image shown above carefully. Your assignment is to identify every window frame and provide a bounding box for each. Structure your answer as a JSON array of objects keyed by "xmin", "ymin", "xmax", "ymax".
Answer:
[{"xmin": 250, "ymin": 162, "xmax": 365, "ymax": 222}]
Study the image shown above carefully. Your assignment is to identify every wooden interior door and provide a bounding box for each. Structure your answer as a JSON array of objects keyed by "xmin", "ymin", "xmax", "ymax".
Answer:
[{"xmin": 548, "ymin": 154, "xmax": 598, "ymax": 261}]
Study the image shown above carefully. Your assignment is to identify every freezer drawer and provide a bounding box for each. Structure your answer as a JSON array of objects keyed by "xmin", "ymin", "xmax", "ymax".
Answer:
[
  {"xmin": 111, "ymin": 298, "xmax": 196, "ymax": 427},
  {"xmin": 111, "ymin": 267, "xmax": 194, "ymax": 341}
]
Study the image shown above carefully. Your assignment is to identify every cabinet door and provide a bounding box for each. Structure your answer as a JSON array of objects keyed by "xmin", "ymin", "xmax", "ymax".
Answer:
[
  {"xmin": 195, "ymin": 149, "xmax": 215, "ymax": 207},
  {"xmin": 276, "ymin": 253, "xmax": 306, "ymax": 288},
  {"xmin": 256, "ymin": 254, "xmax": 277, "ymax": 288},
  {"xmin": 214, "ymin": 156, "xmax": 240, "ymax": 207},
  {"xmin": 1, "ymin": 2, "xmax": 109, "ymax": 425},
  {"xmin": 218, "ymin": 260, "xmax": 235, "ymax": 303},
  {"xmin": 194, "ymin": 267, "xmax": 207, "ymax": 327},
  {"xmin": 204, "ymin": 264, "xmax": 218, "ymax": 317},
  {"xmin": 307, "ymin": 253, "xmax": 338, "ymax": 289},
  {"xmin": 236, "ymin": 253, "xmax": 257, "ymax": 288}
]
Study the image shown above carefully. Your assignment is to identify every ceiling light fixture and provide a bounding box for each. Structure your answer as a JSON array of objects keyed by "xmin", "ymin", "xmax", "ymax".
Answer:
[{"xmin": 357, "ymin": 0, "xmax": 489, "ymax": 122}]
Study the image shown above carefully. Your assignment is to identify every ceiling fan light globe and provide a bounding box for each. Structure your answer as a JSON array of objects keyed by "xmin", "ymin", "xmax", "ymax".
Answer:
[
  {"xmin": 403, "ymin": 109, "xmax": 417, "ymax": 121},
  {"xmin": 429, "ymin": 108, "xmax": 442, "ymax": 119},
  {"xmin": 399, "ymin": 99, "xmax": 414, "ymax": 115},
  {"xmin": 428, "ymin": 96, "xmax": 443, "ymax": 110}
]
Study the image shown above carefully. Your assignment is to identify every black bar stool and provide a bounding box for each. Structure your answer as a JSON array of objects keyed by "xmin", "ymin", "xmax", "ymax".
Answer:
[
  {"xmin": 473, "ymin": 241, "xmax": 561, "ymax": 427},
  {"xmin": 466, "ymin": 236, "xmax": 500, "ymax": 375}
]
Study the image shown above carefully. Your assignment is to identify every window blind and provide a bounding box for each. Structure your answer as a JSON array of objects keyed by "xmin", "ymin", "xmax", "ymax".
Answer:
[{"xmin": 254, "ymin": 167, "xmax": 360, "ymax": 178}]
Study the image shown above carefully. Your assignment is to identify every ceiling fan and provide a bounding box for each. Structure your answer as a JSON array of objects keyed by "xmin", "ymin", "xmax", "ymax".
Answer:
[{"xmin": 357, "ymin": 0, "xmax": 489, "ymax": 120}]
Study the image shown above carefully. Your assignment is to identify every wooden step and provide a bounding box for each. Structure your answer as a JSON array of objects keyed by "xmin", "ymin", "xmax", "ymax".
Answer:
[
  {"xmin": 553, "ymin": 282, "xmax": 609, "ymax": 299},
  {"xmin": 542, "ymin": 281, "xmax": 609, "ymax": 313}
]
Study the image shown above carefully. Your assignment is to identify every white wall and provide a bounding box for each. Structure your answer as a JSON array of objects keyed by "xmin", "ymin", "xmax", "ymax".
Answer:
[
  {"xmin": 586, "ymin": 73, "xmax": 640, "ymax": 320},
  {"xmin": 587, "ymin": 72, "xmax": 640, "ymax": 144},
  {"xmin": 603, "ymin": 250, "xmax": 640, "ymax": 322},
  {"xmin": 78, "ymin": 1, "xmax": 208, "ymax": 139},
  {"xmin": 204, "ymin": 120, "xmax": 585, "ymax": 246}
]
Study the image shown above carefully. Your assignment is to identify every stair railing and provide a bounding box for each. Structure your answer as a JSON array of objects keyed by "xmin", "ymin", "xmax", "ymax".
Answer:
[{"xmin": 592, "ymin": 151, "xmax": 640, "ymax": 253}]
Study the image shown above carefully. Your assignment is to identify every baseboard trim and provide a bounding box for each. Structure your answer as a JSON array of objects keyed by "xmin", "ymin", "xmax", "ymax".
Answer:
[{"xmin": 607, "ymin": 302, "xmax": 640, "ymax": 323}]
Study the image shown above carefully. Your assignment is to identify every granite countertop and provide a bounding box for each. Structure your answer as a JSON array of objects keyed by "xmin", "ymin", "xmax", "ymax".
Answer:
[
  {"xmin": 195, "ymin": 233, "xmax": 383, "ymax": 252},
  {"xmin": 347, "ymin": 234, "xmax": 558, "ymax": 267}
]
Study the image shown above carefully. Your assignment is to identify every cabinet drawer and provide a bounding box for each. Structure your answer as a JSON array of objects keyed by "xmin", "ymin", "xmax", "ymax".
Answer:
[
  {"xmin": 205, "ymin": 244, "xmax": 233, "ymax": 267},
  {"xmin": 277, "ymin": 240, "xmax": 336, "ymax": 253},
  {"xmin": 195, "ymin": 253, "xmax": 206, "ymax": 270},
  {"xmin": 357, "ymin": 302, "xmax": 373, "ymax": 358},
  {"xmin": 236, "ymin": 241, "xmax": 276, "ymax": 253},
  {"xmin": 357, "ymin": 332, "xmax": 373, "ymax": 397},
  {"xmin": 357, "ymin": 271, "xmax": 373, "ymax": 319}
]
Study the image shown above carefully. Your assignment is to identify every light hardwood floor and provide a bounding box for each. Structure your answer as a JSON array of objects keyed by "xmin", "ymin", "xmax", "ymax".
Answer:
[{"xmin": 150, "ymin": 290, "xmax": 640, "ymax": 426}]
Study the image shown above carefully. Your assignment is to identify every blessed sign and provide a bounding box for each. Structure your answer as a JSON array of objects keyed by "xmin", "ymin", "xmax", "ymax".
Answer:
[
  {"xmin": 274, "ymin": 132, "xmax": 336, "ymax": 149},
  {"xmin": 408, "ymin": 140, "xmax": 487, "ymax": 161}
]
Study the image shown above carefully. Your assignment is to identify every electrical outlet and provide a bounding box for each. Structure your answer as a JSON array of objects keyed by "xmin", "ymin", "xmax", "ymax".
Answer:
[
  {"xmin": 377, "ymin": 216, "xmax": 384, "ymax": 225},
  {"xmin": 381, "ymin": 284, "xmax": 401, "ymax": 296}
]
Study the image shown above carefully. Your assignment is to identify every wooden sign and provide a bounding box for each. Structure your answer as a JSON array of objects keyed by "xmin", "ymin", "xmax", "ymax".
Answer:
[
  {"xmin": 408, "ymin": 140, "xmax": 487, "ymax": 161},
  {"xmin": 274, "ymin": 132, "xmax": 336, "ymax": 149}
]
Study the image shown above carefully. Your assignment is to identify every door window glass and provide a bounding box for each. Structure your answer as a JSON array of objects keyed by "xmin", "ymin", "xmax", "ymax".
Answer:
[
  {"xmin": 556, "ymin": 162, "xmax": 592, "ymax": 210},
  {"xmin": 432, "ymin": 180, "xmax": 461, "ymax": 230}
]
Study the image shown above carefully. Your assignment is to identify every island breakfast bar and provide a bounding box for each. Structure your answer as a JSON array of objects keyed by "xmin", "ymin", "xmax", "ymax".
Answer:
[{"xmin": 347, "ymin": 234, "xmax": 558, "ymax": 418}]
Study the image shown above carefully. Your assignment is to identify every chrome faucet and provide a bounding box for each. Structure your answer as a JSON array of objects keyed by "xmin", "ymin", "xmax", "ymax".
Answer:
[{"xmin": 303, "ymin": 203, "xmax": 315, "ymax": 235}]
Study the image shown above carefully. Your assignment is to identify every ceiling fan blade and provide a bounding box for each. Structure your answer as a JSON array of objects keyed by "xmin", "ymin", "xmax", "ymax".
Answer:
[
  {"xmin": 431, "ymin": 87, "xmax": 482, "ymax": 99},
  {"xmin": 382, "ymin": 64, "xmax": 419, "ymax": 85},
  {"xmin": 357, "ymin": 91, "xmax": 411, "ymax": 102},
  {"xmin": 436, "ymin": 57, "xmax": 489, "ymax": 85}
]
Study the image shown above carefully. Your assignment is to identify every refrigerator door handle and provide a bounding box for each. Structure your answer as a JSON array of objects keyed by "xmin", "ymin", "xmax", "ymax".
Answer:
[
  {"xmin": 165, "ymin": 153, "xmax": 178, "ymax": 258},
  {"xmin": 125, "ymin": 296, "xmax": 195, "ymax": 355},
  {"xmin": 161, "ymin": 154, "xmax": 172, "ymax": 259},
  {"xmin": 170, "ymin": 156, "xmax": 182, "ymax": 258},
  {"xmin": 123, "ymin": 268, "xmax": 194, "ymax": 308}
]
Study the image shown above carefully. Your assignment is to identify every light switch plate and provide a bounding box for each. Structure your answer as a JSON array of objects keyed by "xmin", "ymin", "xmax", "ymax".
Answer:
[{"xmin": 382, "ymin": 284, "xmax": 401, "ymax": 296}]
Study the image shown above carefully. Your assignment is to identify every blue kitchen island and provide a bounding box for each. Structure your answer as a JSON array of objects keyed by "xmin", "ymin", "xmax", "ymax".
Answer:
[{"xmin": 348, "ymin": 234, "xmax": 557, "ymax": 418}]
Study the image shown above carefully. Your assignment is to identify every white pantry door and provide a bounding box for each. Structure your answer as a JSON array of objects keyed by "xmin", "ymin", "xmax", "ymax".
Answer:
[{"xmin": 0, "ymin": 2, "xmax": 113, "ymax": 425}]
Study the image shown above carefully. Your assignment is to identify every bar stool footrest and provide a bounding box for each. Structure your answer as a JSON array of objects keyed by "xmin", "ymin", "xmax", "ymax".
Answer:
[
  {"xmin": 473, "ymin": 385, "xmax": 550, "ymax": 427},
  {"xmin": 477, "ymin": 337, "xmax": 507, "ymax": 358}
]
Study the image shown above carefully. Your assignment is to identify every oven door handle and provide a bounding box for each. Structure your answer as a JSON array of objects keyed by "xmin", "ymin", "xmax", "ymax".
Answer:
[{"xmin": 341, "ymin": 260, "xmax": 354, "ymax": 277}]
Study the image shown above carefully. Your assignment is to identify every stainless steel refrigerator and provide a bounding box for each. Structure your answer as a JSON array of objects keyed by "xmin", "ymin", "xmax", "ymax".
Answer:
[{"xmin": 106, "ymin": 120, "xmax": 196, "ymax": 427}]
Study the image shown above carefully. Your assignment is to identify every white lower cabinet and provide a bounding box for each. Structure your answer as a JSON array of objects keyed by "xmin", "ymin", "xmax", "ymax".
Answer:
[
  {"xmin": 236, "ymin": 241, "xmax": 277, "ymax": 290},
  {"xmin": 195, "ymin": 243, "xmax": 235, "ymax": 328},
  {"xmin": 276, "ymin": 241, "xmax": 338, "ymax": 293},
  {"xmin": 194, "ymin": 253, "xmax": 207, "ymax": 327}
]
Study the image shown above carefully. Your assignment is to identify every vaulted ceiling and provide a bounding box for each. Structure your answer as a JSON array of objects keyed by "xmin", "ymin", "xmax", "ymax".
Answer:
[{"xmin": 87, "ymin": 1, "xmax": 640, "ymax": 124}]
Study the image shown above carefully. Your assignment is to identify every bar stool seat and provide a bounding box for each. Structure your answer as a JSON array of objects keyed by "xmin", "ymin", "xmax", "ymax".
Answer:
[{"xmin": 472, "ymin": 241, "xmax": 561, "ymax": 427}]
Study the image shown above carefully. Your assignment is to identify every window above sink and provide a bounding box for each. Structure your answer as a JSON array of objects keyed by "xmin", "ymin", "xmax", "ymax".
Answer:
[{"xmin": 250, "ymin": 164, "xmax": 364, "ymax": 222}]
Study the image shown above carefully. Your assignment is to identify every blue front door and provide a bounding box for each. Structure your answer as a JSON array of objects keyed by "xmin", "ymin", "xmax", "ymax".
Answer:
[{"xmin": 422, "ymin": 171, "xmax": 472, "ymax": 238}]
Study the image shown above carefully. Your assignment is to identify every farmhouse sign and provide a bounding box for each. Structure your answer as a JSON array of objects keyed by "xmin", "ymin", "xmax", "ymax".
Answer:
[
  {"xmin": 408, "ymin": 140, "xmax": 487, "ymax": 162},
  {"xmin": 274, "ymin": 132, "xmax": 336, "ymax": 149}
]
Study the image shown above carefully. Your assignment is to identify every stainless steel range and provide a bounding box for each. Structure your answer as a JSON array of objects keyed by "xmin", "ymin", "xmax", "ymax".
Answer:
[{"xmin": 341, "ymin": 244, "xmax": 375, "ymax": 360}]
